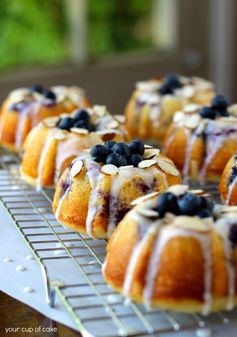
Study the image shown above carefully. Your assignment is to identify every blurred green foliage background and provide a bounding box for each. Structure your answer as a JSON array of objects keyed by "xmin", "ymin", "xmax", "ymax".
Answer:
[{"xmin": 0, "ymin": 0, "xmax": 152, "ymax": 71}]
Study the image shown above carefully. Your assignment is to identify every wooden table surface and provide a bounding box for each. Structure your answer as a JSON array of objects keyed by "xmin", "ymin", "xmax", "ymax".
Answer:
[{"xmin": 0, "ymin": 291, "xmax": 81, "ymax": 337}]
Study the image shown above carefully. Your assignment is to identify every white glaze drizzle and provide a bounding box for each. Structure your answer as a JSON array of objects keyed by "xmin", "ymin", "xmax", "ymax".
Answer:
[
  {"xmin": 123, "ymin": 224, "xmax": 158, "ymax": 296},
  {"xmin": 226, "ymin": 175, "xmax": 237, "ymax": 205},
  {"xmin": 84, "ymin": 161, "xmax": 102, "ymax": 238},
  {"xmin": 107, "ymin": 166, "xmax": 163, "ymax": 237},
  {"xmin": 55, "ymin": 173, "xmax": 72, "ymax": 221},
  {"xmin": 183, "ymin": 124, "xmax": 204, "ymax": 177},
  {"xmin": 199, "ymin": 134, "xmax": 226, "ymax": 181},
  {"xmin": 54, "ymin": 137, "xmax": 86, "ymax": 184},
  {"xmin": 215, "ymin": 218, "xmax": 236, "ymax": 310},
  {"xmin": 36, "ymin": 133, "xmax": 54, "ymax": 191},
  {"xmin": 143, "ymin": 227, "xmax": 213, "ymax": 315},
  {"xmin": 15, "ymin": 104, "xmax": 32, "ymax": 150}
]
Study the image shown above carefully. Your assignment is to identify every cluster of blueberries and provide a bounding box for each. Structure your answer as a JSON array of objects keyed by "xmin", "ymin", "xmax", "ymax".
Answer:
[
  {"xmin": 153, "ymin": 191, "xmax": 214, "ymax": 219},
  {"xmin": 57, "ymin": 109, "xmax": 94, "ymax": 131},
  {"xmin": 30, "ymin": 84, "xmax": 56, "ymax": 101},
  {"xmin": 90, "ymin": 140, "xmax": 145, "ymax": 167},
  {"xmin": 154, "ymin": 191, "xmax": 237, "ymax": 245},
  {"xmin": 199, "ymin": 95, "xmax": 229, "ymax": 119},
  {"xmin": 158, "ymin": 75, "xmax": 182, "ymax": 95}
]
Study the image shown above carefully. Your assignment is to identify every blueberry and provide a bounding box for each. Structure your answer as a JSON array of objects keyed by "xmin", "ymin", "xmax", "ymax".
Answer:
[
  {"xmin": 165, "ymin": 74, "xmax": 181, "ymax": 89},
  {"xmin": 154, "ymin": 192, "xmax": 179, "ymax": 217},
  {"xmin": 200, "ymin": 196, "xmax": 214, "ymax": 212},
  {"xmin": 106, "ymin": 153, "xmax": 127, "ymax": 167},
  {"xmin": 178, "ymin": 193, "xmax": 202, "ymax": 215},
  {"xmin": 211, "ymin": 95, "xmax": 229, "ymax": 110},
  {"xmin": 73, "ymin": 109, "xmax": 90, "ymax": 122},
  {"xmin": 113, "ymin": 142, "xmax": 130, "ymax": 157},
  {"xmin": 58, "ymin": 117, "xmax": 74, "ymax": 130},
  {"xmin": 197, "ymin": 209, "xmax": 212, "ymax": 218},
  {"xmin": 199, "ymin": 107, "xmax": 216, "ymax": 119},
  {"xmin": 44, "ymin": 90, "xmax": 56, "ymax": 100},
  {"xmin": 129, "ymin": 140, "xmax": 145, "ymax": 156},
  {"xmin": 73, "ymin": 120, "xmax": 89, "ymax": 129},
  {"xmin": 229, "ymin": 224, "xmax": 237, "ymax": 245},
  {"xmin": 104, "ymin": 141, "xmax": 116, "ymax": 153},
  {"xmin": 159, "ymin": 83, "xmax": 172, "ymax": 95},
  {"xmin": 90, "ymin": 145, "xmax": 108, "ymax": 163},
  {"xmin": 30, "ymin": 84, "xmax": 44, "ymax": 94},
  {"xmin": 130, "ymin": 154, "xmax": 143, "ymax": 167}
]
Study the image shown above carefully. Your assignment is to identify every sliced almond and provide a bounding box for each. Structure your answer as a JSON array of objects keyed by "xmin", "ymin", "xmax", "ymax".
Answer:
[
  {"xmin": 179, "ymin": 76, "xmax": 189, "ymax": 85},
  {"xmin": 136, "ymin": 80, "xmax": 159, "ymax": 92},
  {"xmin": 184, "ymin": 114, "xmax": 201, "ymax": 129},
  {"xmin": 96, "ymin": 130, "xmax": 117, "ymax": 136},
  {"xmin": 107, "ymin": 120, "xmax": 119, "ymax": 129},
  {"xmin": 70, "ymin": 127, "xmax": 89, "ymax": 135},
  {"xmin": 9, "ymin": 88, "xmax": 29, "ymax": 103},
  {"xmin": 144, "ymin": 144, "xmax": 153, "ymax": 149},
  {"xmin": 71, "ymin": 160, "xmax": 83, "ymax": 178},
  {"xmin": 138, "ymin": 159, "xmax": 157, "ymax": 169},
  {"xmin": 173, "ymin": 216, "xmax": 210, "ymax": 233},
  {"xmin": 136, "ymin": 207, "xmax": 159, "ymax": 218},
  {"xmin": 173, "ymin": 111, "xmax": 184, "ymax": 123},
  {"xmin": 157, "ymin": 159, "xmax": 179, "ymax": 176},
  {"xmin": 54, "ymin": 130, "xmax": 67, "ymax": 140},
  {"xmin": 143, "ymin": 148, "xmax": 160, "ymax": 159},
  {"xmin": 167, "ymin": 184, "xmax": 189, "ymax": 196},
  {"xmin": 218, "ymin": 116, "xmax": 237, "ymax": 123},
  {"xmin": 114, "ymin": 115, "xmax": 126, "ymax": 124},
  {"xmin": 189, "ymin": 189, "xmax": 205, "ymax": 195},
  {"xmin": 184, "ymin": 103, "xmax": 200, "ymax": 114},
  {"xmin": 43, "ymin": 117, "xmax": 59, "ymax": 128},
  {"xmin": 131, "ymin": 192, "xmax": 160, "ymax": 206},
  {"xmin": 192, "ymin": 77, "xmax": 214, "ymax": 86},
  {"xmin": 93, "ymin": 105, "xmax": 107, "ymax": 117},
  {"xmin": 119, "ymin": 165, "xmax": 134, "ymax": 170},
  {"xmin": 182, "ymin": 85, "xmax": 195, "ymax": 99},
  {"xmin": 101, "ymin": 164, "xmax": 119, "ymax": 175},
  {"xmin": 228, "ymin": 104, "xmax": 237, "ymax": 116},
  {"xmin": 220, "ymin": 206, "xmax": 237, "ymax": 213},
  {"xmin": 59, "ymin": 113, "xmax": 71, "ymax": 118}
]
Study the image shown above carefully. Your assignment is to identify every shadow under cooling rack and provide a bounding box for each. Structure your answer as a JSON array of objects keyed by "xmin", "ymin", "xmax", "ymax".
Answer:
[{"xmin": 0, "ymin": 151, "xmax": 236, "ymax": 337}]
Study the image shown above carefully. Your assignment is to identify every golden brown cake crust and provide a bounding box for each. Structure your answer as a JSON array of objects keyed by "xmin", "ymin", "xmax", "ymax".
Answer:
[
  {"xmin": 0, "ymin": 86, "xmax": 90, "ymax": 152},
  {"xmin": 53, "ymin": 149, "xmax": 181, "ymax": 239},
  {"xmin": 163, "ymin": 105, "xmax": 237, "ymax": 181},
  {"xmin": 124, "ymin": 76, "xmax": 215, "ymax": 144}
]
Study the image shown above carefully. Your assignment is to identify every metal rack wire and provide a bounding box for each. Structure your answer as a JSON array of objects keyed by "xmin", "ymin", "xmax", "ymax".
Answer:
[{"xmin": 0, "ymin": 150, "xmax": 236, "ymax": 337}]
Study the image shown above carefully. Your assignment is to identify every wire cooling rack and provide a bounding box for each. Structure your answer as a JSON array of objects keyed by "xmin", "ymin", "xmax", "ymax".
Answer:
[{"xmin": 0, "ymin": 150, "xmax": 236, "ymax": 337}]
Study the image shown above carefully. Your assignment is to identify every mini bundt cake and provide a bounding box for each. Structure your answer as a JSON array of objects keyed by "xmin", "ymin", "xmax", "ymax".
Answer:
[
  {"xmin": 21, "ymin": 106, "xmax": 129, "ymax": 189},
  {"xmin": 53, "ymin": 140, "xmax": 181, "ymax": 239},
  {"xmin": 125, "ymin": 75, "xmax": 215, "ymax": 144},
  {"xmin": 103, "ymin": 184, "xmax": 237, "ymax": 314},
  {"xmin": 163, "ymin": 95, "xmax": 237, "ymax": 182},
  {"xmin": 219, "ymin": 153, "xmax": 237, "ymax": 205},
  {"xmin": 0, "ymin": 84, "xmax": 90, "ymax": 151}
]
